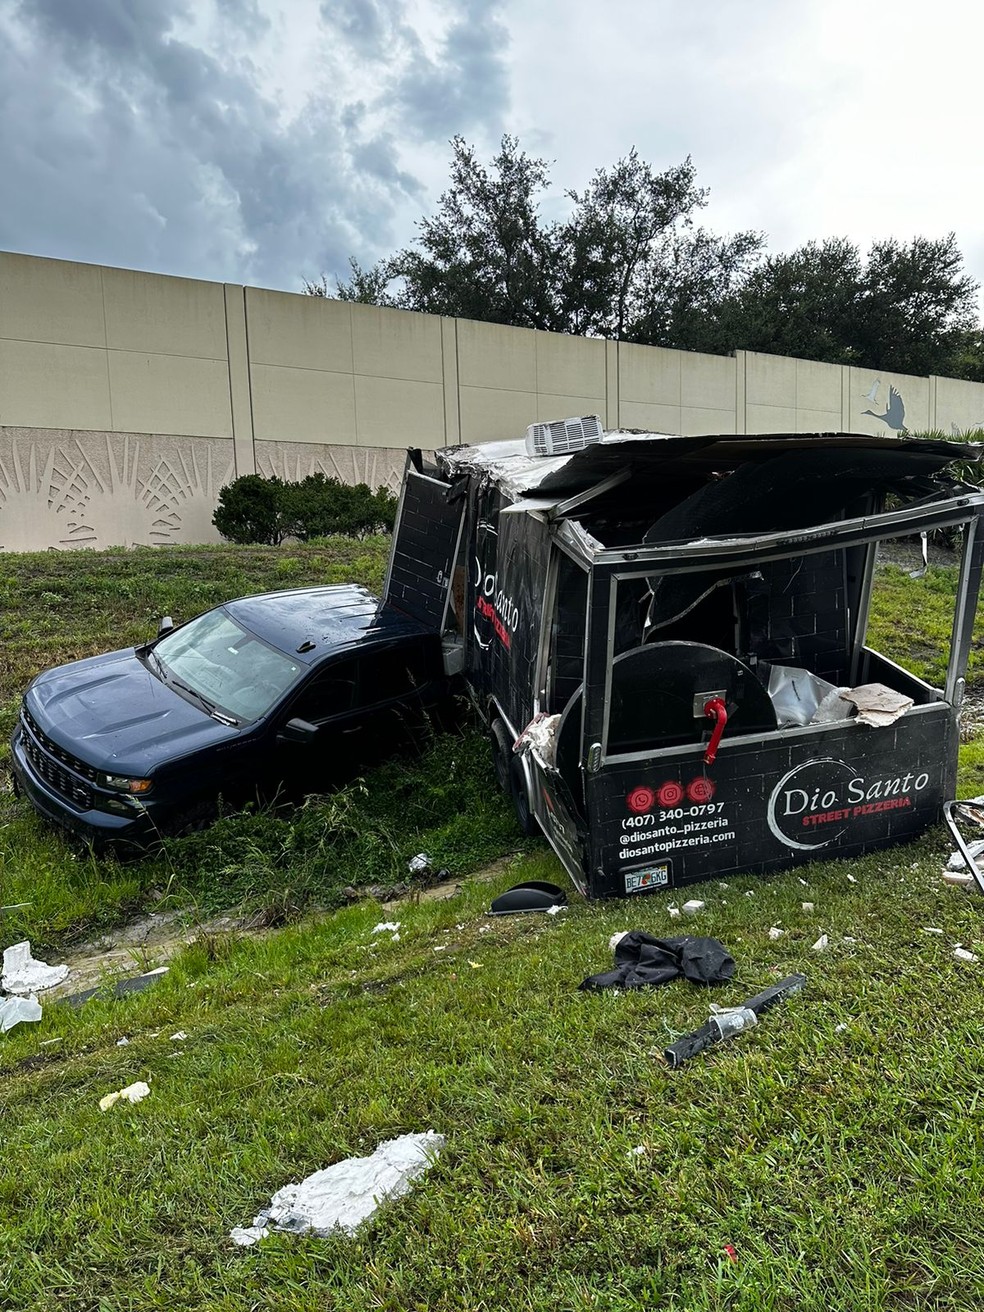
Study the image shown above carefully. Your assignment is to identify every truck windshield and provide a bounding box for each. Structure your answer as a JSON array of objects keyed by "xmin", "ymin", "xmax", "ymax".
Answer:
[{"xmin": 154, "ymin": 609, "xmax": 302, "ymax": 722}]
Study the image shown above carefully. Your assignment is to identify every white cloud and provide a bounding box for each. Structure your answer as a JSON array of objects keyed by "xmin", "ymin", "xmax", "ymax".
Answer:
[{"xmin": 0, "ymin": 0, "xmax": 982, "ymax": 311}]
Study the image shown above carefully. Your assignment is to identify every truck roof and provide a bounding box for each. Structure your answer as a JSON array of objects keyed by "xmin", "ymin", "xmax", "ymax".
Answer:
[{"xmin": 225, "ymin": 584, "xmax": 430, "ymax": 663}]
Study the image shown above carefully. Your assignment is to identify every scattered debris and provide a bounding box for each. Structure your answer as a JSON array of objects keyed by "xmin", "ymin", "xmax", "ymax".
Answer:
[
  {"xmin": 953, "ymin": 947, "xmax": 978, "ymax": 963},
  {"xmin": 513, "ymin": 712, "xmax": 561, "ymax": 766},
  {"xmin": 408, "ymin": 854, "xmax": 432, "ymax": 875},
  {"xmin": 835, "ymin": 1022, "xmax": 848, "ymax": 1033},
  {"xmin": 802, "ymin": 902, "xmax": 815, "ymax": 912},
  {"xmin": 846, "ymin": 874, "xmax": 857, "ymax": 884},
  {"xmin": 942, "ymin": 799, "xmax": 984, "ymax": 895},
  {"xmin": 723, "ymin": 1243, "xmax": 738, "ymax": 1263},
  {"xmin": 230, "ymin": 1131, "xmax": 445, "ymax": 1244},
  {"xmin": 629, "ymin": 1145, "xmax": 647, "ymax": 1158},
  {"xmin": 767, "ymin": 926, "xmax": 785, "ymax": 941},
  {"xmin": 371, "ymin": 922, "xmax": 401, "ymax": 935},
  {"xmin": 62, "ymin": 966, "xmax": 169, "ymax": 1009},
  {"xmin": 116, "ymin": 1036, "xmax": 131, "ymax": 1046},
  {"xmin": 2, "ymin": 941, "xmax": 69, "ymax": 995},
  {"xmin": 923, "ymin": 927, "xmax": 944, "ymax": 935},
  {"xmin": 609, "ymin": 932, "xmax": 629, "ymax": 951},
  {"xmin": 467, "ymin": 961, "xmax": 483, "ymax": 969},
  {"xmin": 663, "ymin": 974, "xmax": 807, "ymax": 1067},
  {"xmin": 489, "ymin": 881, "xmax": 568, "ymax": 916},
  {"xmin": 545, "ymin": 903, "xmax": 566, "ymax": 916},
  {"xmin": 841, "ymin": 683, "xmax": 914, "ymax": 728},
  {"xmin": 580, "ymin": 932, "xmax": 735, "ymax": 992},
  {"xmin": 667, "ymin": 907, "xmax": 681, "ymax": 920},
  {"xmin": 170, "ymin": 1031, "xmax": 188, "ymax": 1041},
  {"xmin": 99, "ymin": 1080, "xmax": 151, "ymax": 1111},
  {"xmin": 811, "ymin": 934, "xmax": 829, "ymax": 952},
  {"xmin": 946, "ymin": 841, "xmax": 984, "ymax": 872},
  {"xmin": 682, "ymin": 900, "xmax": 706, "ymax": 915},
  {"xmin": 943, "ymin": 872, "xmax": 975, "ymax": 888},
  {"xmin": 0, "ymin": 994, "xmax": 42, "ymax": 1033}
]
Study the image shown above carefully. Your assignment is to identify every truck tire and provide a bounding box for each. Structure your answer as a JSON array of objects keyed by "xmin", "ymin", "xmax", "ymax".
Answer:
[
  {"xmin": 509, "ymin": 754, "xmax": 541, "ymax": 837},
  {"xmin": 490, "ymin": 719, "xmax": 512, "ymax": 794}
]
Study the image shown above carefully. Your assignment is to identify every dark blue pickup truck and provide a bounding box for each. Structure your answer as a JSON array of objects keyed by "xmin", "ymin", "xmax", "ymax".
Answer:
[{"xmin": 10, "ymin": 583, "xmax": 449, "ymax": 849}]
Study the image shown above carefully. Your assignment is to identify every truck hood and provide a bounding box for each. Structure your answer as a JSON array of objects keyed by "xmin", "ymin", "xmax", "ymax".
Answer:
[{"xmin": 26, "ymin": 648, "xmax": 241, "ymax": 775}]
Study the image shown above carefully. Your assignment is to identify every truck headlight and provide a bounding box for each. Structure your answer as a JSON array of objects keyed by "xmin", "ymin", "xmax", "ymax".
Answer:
[{"xmin": 102, "ymin": 774, "xmax": 153, "ymax": 794}]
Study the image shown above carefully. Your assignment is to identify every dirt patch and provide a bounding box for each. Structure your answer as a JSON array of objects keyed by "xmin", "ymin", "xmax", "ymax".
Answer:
[{"xmin": 41, "ymin": 861, "xmax": 514, "ymax": 1001}]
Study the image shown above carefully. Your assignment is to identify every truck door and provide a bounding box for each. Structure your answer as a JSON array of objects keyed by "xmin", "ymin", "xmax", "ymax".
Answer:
[{"xmin": 384, "ymin": 459, "xmax": 465, "ymax": 631}]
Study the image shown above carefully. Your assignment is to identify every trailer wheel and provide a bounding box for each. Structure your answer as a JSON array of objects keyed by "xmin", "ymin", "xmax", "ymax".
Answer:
[
  {"xmin": 509, "ymin": 754, "xmax": 541, "ymax": 837},
  {"xmin": 490, "ymin": 719, "xmax": 512, "ymax": 794}
]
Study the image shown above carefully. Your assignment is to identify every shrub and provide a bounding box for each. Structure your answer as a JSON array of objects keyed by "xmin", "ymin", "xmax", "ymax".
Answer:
[
  {"xmin": 213, "ymin": 473, "xmax": 398, "ymax": 545},
  {"xmin": 212, "ymin": 474, "xmax": 291, "ymax": 545}
]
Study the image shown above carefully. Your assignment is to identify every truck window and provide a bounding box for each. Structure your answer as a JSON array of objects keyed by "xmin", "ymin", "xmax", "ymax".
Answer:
[
  {"xmin": 356, "ymin": 645, "xmax": 429, "ymax": 708},
  {"xmin": 289, "ymin": 658, "xmax": 359, "ymax": 723}
]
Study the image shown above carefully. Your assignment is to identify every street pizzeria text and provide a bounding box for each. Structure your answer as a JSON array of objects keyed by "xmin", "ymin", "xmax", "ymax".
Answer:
[{"xmin": 782, "ymin": 770, "xmax": 930, "ymax": 828}]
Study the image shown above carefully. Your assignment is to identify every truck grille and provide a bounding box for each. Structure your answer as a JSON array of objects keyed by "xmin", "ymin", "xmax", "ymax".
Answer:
[{"xmin": 21, "ymin": 707, "xmax": 96, "ymax": 811}]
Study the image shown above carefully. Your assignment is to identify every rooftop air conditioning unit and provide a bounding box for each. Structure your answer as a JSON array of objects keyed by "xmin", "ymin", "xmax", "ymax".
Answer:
[{"xmin": 525, "ymin": 414, "xmax": 604, "ymax": 458}]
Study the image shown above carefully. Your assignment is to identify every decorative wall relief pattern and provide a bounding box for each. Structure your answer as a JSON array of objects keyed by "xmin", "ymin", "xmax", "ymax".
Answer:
[
  {"xmin": 0, "ymin": 430, "xmax": 235, "ymax": 551},
  {"xmin": 254, "ymin": 442, "xmax": 414, "ymax": 492},
  {"xmin": 861, "ymin": 379, "xmax": 906, "ymax": 431}
]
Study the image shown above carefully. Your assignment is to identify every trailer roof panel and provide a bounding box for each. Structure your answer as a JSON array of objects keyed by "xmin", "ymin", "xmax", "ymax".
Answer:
[{"xmin": 439, "ymin": 429, "xmax": 981, "ymax": 500}]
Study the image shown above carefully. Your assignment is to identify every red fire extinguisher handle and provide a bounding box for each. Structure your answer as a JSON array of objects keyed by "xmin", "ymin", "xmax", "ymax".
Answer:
[{"xmin": 703, "ymin": 697, "xmax": 728, "ymax": 766}]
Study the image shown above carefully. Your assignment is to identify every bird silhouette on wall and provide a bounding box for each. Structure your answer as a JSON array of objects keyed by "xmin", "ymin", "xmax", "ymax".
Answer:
[{"xmin": 863, "ymin": 384, "xmax": 905, "ymax": 432}]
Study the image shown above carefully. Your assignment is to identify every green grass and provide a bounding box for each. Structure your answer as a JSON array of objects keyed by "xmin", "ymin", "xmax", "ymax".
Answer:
[
  {"xmin": 3, "ymin": 542, "xmax": 984, "ymax": 1310},
  {"xmin": 3, "ymin": 846, "xmax": 984, "ymax": 1310}
]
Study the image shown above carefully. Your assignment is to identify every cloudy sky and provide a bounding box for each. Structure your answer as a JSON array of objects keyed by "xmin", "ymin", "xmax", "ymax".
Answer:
[{"xmin": 2, "ymin": 0, "xmax": 982, "ymax": 310}]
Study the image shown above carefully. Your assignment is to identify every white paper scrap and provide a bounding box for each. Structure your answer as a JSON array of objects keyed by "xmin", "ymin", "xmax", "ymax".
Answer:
[
  {"xmin": 0, "ymin": 994, "xmax": 43, "ymax": 1032},
  {"xmin": 2, "ymin": 941, "xmax": 69, "ymax": 995},
  {"xmin": 99, "ymin": 1081, "xmax": 151, "ymax": 1111},
  {"xmin": 231, "ymin": 1131, "xmax": 445, "ymax": 1242}
]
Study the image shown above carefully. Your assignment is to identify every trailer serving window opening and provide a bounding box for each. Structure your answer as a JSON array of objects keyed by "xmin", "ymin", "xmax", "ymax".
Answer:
[
  {"xmin": 590, "ymin": 515, "xmax": 982, "ymax": 769},
  {"xmin": 863, "ymin": 532, "xmax": 981, "ymax": 705}
]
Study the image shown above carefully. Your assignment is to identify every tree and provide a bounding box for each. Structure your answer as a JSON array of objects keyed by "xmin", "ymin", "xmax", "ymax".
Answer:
[
  {"xmin": 682, "ymin": 235, "xmax": 980, "ymax": 377},
  {"xmin": 308, "ymin": 138, "xmax": 981, "ymax": 380},
  {"xmin": 855, "ymin": 235, "xmax": 979, "ymax": 377},
  {"xmin": 312, "ymin": 136, "xmax": 760, "ymax": 340}
]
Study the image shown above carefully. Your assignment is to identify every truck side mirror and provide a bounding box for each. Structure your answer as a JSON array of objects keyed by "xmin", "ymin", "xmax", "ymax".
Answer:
[
  {"xmin": 277, "ymin": 717, "xmax": 318, "ymax": 745},
  {"xmin": 157, "ymin": 616, "xmax": 174, "ymax": 638}
]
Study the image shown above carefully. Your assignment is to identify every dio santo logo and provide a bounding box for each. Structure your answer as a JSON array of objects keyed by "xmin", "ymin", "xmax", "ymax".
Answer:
[{"xmin": 767, "ymin": 757, "xmax": 930, "ymax": 852}]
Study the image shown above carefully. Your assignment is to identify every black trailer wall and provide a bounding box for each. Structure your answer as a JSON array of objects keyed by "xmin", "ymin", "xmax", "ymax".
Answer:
[{"xmin": 467, "ymin": 486, "xmax": 551, "ymax": 734}]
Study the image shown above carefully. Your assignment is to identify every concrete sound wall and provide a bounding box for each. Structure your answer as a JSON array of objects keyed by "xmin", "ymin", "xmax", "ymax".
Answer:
[{"xmin": 2, "ymin": 249, "xmax": 983, "ymax": 550}]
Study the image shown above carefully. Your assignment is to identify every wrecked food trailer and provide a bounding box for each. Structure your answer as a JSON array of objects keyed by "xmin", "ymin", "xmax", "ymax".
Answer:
[{"xmin": 384, "ymin": 423, "xmax": 984, "ymax": 898}]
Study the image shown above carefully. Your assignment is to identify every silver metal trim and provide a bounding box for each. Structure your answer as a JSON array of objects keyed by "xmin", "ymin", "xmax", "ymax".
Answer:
[
  {"xmin": 382, "ymin": 452, "xmax": 415, "ymax": 600},
  {"xmin": 438, "ymin": 499, "xmax": 468, "ymax": 635},
  {"xmin": 551, "ymin": 467, "xmax": 632, "ymax": 519},
  {"xmin": 947, "ymin": 517, "xmax": 983, "ymax": 704},
  {"xmin": 849, "ymin": 540, "xmax": 879, "ymax": 686}
]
